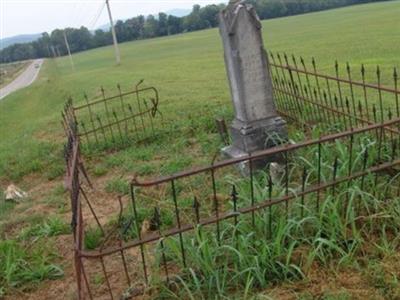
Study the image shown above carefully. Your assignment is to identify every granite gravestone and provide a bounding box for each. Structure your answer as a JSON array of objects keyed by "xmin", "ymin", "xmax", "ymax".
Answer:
[{"xmin": 219, "ymin": 0, "xmax": 287, "ymax": 168}]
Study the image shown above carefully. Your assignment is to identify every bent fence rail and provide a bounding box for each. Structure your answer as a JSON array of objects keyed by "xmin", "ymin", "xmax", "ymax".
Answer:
[
  {"xmin": 62, "ymin": 80, "xmax": 162, "ymax": 151},
  {"xmin": 70, "ymin": 118, "xmax": 400, "ymax": 299},
  {"xmin": 270, "ymin": 53, "xmax": 399, "ymax": 134},
  {"xmin": 63, "ymin": 57, "xmax": 400, "ymax": 299}
]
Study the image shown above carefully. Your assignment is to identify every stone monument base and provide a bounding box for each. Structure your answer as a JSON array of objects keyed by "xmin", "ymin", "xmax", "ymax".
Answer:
[{"xmin": 221, "ymin": 116, "xmax": 288, "ymax": 174}]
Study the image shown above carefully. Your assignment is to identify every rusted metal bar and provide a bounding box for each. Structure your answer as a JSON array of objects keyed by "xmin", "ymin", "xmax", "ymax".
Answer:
[
  {"xmin": 73, "ymin": 86, "xmax": 159, "ymax": 111},
  {"xmin": 64, "ymin": 57, "xmax": 400, "ymax": 299},
  {"xmin": 272, "ymin": 86, "xmax": 400, "ymax": 135},
  {"xmin": 80, "ymin": 159, "xmax": 400, "ymax": 259},
  {"xmin": 270, "ymin": 63, "xmax": 400, "ymax": 95},
  {"xmin": 132, "ymin": 118, "xmax": 400, "ymax": 187}
]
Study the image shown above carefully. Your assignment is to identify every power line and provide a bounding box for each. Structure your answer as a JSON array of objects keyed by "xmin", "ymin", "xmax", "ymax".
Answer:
[
  {"xmin": 68, "ymin": 2, "xmax": 79, "ymax": 28},
  {"xmin": 73, "ymin": 1, "xmax": 97, "ymax": 29},
  {"xmin": 89, "ymin": 1, "xmax": 106, "ymax": 30}
]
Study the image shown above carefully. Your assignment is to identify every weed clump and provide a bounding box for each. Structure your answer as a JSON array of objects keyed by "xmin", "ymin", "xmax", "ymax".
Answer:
[{"xmin": 0, "ymin": 239, "xmax": 63, "ymax": 294}]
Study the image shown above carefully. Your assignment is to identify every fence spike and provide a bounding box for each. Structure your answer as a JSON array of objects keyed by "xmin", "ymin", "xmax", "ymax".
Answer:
[
  {"xmin": 304, "ymin": 85, "xmax": 309, "ymax": 96},
  {"xmin": 372, "ymin": 104, "xmax": 378, "ymax": 124},
  {"xmin": 346, "ymin": 62, "xmax": 351, "ymax": 74},
  {"xmin": 388, "ymin": 108, "xmax": 393, "ymax": 120},
  {"xmin": 301, "ymin": 167, "xmax": 307, "ymax": 219},
  {"xmin": 193, "ymin": 196, "xmax": 200, "ymax": 224},
  {"xmin": 291, "ymin": 54, "xmax": 296, "ymax": 65},
  {"xmin": 150, "ymin": 207, "xmax": 161, "ymax": 231},
  {"xmin": 392, "ymin": 140, "xmax": 397, "ymax": 161},
  {"xmin": 268, "ymin": 165, "xmax": 273, "ymax": 238},
  {"xmin": 300, "ymin": 56, "xmax": 305, "ymax": 67},
  {"xmin": 332, "ymin": 157, "xmax": 339, "ymax": 196},
  {"xmin": 283, "ymin": 52, "xmax": 289, "ymax": 65},
  {"xmin": 270, "ymin": 52, "xmax": 275, "ymax": 60},
  {"xmin": 231, "ymin": 184, "xmax": 238, "ymax": 227},
  {"xmin": 376, "ymin": 65, "xmax": 381, "ymax": 78}
]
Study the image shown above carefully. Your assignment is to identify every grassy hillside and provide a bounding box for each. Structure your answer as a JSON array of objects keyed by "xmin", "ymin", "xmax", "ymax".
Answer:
[{"xmin": 0, "ymin": 2, "xmax": 399, "ymax": 298}]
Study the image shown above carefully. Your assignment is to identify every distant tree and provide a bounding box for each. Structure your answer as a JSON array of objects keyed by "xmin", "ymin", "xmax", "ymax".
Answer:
[
  {"xmin": 158, "ymin": 13, "xmax": 169, "ymax": 36},
  {"xmin": 143, "ymin": 15, "xmax": 158, "ymax": 38},
  {"xmin": 199, "ymin": 4, "xmax": 220, "ymax": 28},
  {"xmin": 167, "ymin": 15, "xmax": 183, "ymax": 35},
  {"xmin": 93, "ymin": 29, "xmax": 112, "ymax": 47},
  {"xmin": 50, "ymin": 29, "xmax": 66, "ymax": 55},
  {"xmin": 115, "ymin": 20, "xmax": 128, "ymax": 42},
  {"xmin": 183, "ymin": 5, "xmax": 203, "ymax": 31}
]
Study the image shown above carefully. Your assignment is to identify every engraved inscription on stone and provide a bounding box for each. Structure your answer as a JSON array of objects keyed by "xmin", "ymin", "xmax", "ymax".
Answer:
[
  {"xmin": 220, "ymin": 2, "xmax": 276, "ymax": 122},
  {"xmin": 219, "ymin": 1, "xmax": 287, "ymax": 160}
]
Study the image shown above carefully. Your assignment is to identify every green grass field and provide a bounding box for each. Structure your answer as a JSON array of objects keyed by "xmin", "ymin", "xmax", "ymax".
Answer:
[
  {"xmin": 0, "ymin": 1, "xmax": 399, "ymax": 183},
  {"xmin": 0, "ymin": 1, "xmax": 399, "ymax": 298}
]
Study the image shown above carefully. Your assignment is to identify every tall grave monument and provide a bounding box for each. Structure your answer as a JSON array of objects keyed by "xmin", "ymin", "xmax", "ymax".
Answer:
[{"xmin": 219, "ymin": 0, "xmax": 287, "ymax": 167}]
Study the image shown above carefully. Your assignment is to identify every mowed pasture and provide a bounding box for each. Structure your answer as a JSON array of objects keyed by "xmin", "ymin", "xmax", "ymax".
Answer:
[{"xmin": 0, "ymin": 1, "xmax": 400, "ymax": 299}]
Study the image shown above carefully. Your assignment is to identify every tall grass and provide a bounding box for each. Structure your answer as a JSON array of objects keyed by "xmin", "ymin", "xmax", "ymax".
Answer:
[
  {"xmin": 0, "ymin": 239, "xmax": 63, "ymax": 294},
  {"xmin": 124, "ymin": 129, "xmax": 400, "ymax": 299},
  {"xmin": 151, "ymin": 183, "xmax": 399, "ymax": 299}
]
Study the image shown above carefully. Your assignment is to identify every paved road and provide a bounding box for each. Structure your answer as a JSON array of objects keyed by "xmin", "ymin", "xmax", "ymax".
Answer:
[{"xmin": 0, "ymin": 59, "xmax": 44, "ymax": 100}]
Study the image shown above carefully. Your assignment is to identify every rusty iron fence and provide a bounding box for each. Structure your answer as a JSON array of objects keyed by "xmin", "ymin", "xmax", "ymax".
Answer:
[
  {"xmin": 62, "ymin": 80, "xmax": 162, "ymax": 151},
  {"xmin": 270, "ymin": 53, "xmax": 399, "ymax": 135},
  {"xmin": 64, "ymin": 57, "xmax": 400, "ymax": 299}
]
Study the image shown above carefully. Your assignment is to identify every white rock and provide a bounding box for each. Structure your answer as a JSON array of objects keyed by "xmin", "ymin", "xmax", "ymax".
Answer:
[{"xmin": 4, "ymin": 184, "xmax": 27, "ymax": 202}]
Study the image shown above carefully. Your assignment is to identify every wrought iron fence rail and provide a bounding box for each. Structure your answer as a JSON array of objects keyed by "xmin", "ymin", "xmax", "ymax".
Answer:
[
  {"xmin": 62, "ymin": 56, "xmax": 400, "ymax": 299},
  {"xmin": 131, "ymin": 117, "xmax": 400, "ymax": 187},
  {"xmin": 76, "ymin": 107, "xmax": 155, "ymax": 137},
  {"xmin": 271, "ymin": 63, "xmax": 399, "ymax": 95},
  {"xmin": 78, "ymin": 158, "xmax": 400, "ymax": 260},
  {"xmin": 73, "ymin": 86, "xmax": 159, "ymax": 111}
]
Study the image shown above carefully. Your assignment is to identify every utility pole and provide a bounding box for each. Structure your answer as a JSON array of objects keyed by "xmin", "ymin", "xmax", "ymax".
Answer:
[
  {"xmin": 106, "ymin": 0, "xmax": 121, "ymax": 65},
  {"xmin": 50, "ymin": 45, "xmax": 57, "ymax": 58},
  {"xmin": 63, "ymin": 30, "xmax": 75, "ymax": 71},
  {"xmin": 46, "ymin": 45, "xmax": 51, "ymax": 58},
  {"xmin": 56, "ymin": 46, "xmax": 61, "ymax": 57},
  {"xmin": 105, "ymin": 0, "xmax": 121, "ymax": 64}
]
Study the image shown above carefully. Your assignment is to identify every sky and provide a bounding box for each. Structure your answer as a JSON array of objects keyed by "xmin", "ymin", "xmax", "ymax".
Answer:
[{"xmin": 0, "ymin": 0, "xmax": 226, "ymax": 39}]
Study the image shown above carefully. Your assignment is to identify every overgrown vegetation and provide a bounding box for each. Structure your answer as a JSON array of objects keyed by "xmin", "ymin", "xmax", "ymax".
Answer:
[
  {"xmin": 0, "ymin": 216, "xmax": 70, "ymax": 294},
  {"xmin": 80, "ymin": 124, "xmax": 399, "ymax": 298},
  {"xmin": 0, "ymin": 240, "xmax": 64, "ymax": 294},
  {"xmin": 149, "ymin": 162, "xmax": 400, "ymax": 299},
  {"xmin": 18, "ymin": 216, "xmax": 70, "ymax": 241}
]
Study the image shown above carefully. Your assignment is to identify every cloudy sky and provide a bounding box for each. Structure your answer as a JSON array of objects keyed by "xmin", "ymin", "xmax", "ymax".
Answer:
[{"xmin": 1, "ymin": 0, "xmax": 226, "ymax": 39}]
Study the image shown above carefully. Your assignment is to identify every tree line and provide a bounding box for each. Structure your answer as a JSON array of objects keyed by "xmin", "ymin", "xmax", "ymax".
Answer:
[{"xmin": 0, "ymin": 0, "xmax": 390, "ymax": 63}]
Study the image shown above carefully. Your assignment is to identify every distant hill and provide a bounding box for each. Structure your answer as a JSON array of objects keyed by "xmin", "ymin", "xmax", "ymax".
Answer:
[{"xmin": 0, "ymin": 33, "xmax": 42, "ymax": 49}]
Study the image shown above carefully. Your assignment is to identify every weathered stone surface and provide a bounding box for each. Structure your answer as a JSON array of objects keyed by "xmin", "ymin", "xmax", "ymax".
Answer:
[{"xmin": 219, "ymin": 0, "xmax": 287, "ymax": 166}]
